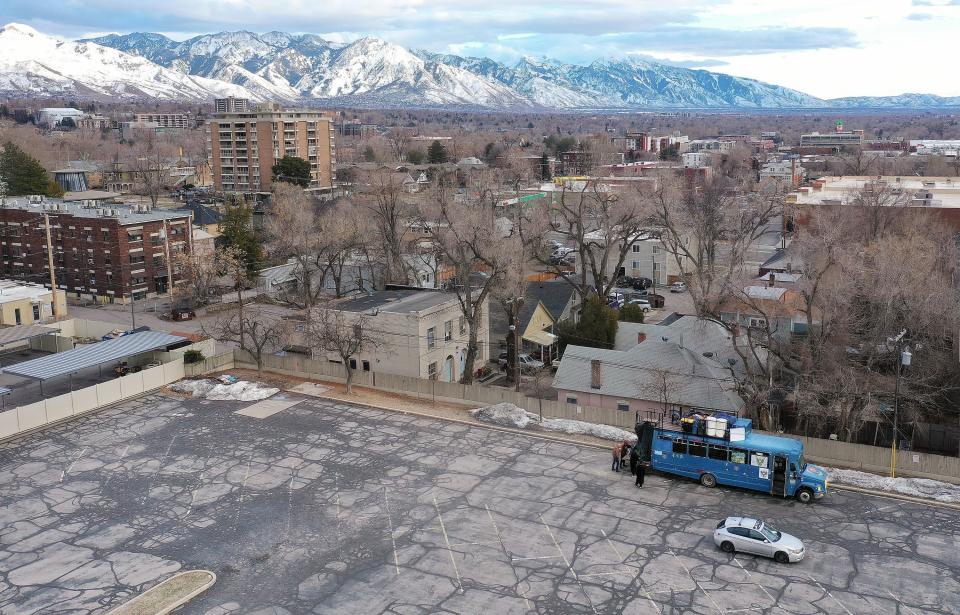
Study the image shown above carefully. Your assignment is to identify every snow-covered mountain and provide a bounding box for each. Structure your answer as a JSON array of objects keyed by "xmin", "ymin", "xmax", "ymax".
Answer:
[
  {"xmin": 2, "ymin": 23, "xmax": 956, "ymax": 110},
  {"xmin": 0, "ymin": 24, "xmax": 262, "ymax": 101}
]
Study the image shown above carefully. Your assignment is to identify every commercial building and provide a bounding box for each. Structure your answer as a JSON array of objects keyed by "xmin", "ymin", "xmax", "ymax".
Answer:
[
  {"xmin": 133, "ymin": 113, "xmax": 192, "ymax": 130},
  {"xmin": 0, "ymin": 280, "xmax": 67, "ymax": 325},
  {"xmin": 214, "ymin": 97, "xmax": 250, "ymax": 113},
  {"xmin": 76, "ymin": 115, "xmax": 112, "ymax": 131},
  {"xmin": 799, "ymin": 131, "xmax": 864, "ymax": 149},
  {"xmin": 0, "ymin": 196, "xmax": 192, "ymax": 303},
  {"xmin": 305, "ymin": 290, "xmax": 489, "ymax": 382},
  {"xmin": 209, "ymin": 108, "xmax": 336, "ymax": 193},
  {"xmin": 36, "ymin": 108, "xmax": 84, "ymax": 127}
]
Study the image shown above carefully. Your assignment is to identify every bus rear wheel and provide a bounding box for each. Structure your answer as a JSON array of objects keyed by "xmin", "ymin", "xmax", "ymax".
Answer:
[
  {"xmin": 700, "ymin": 473, "xmax": 717, "ymax": 488},
  {"xmin": 795, "ymin": 488, "xmax": 814, "ymax": 504}
]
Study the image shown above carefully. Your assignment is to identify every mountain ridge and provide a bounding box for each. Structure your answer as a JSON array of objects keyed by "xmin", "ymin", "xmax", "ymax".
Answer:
[{"xmin": 0, "ymin": 23, "xmax": 956, "ymax": 110}]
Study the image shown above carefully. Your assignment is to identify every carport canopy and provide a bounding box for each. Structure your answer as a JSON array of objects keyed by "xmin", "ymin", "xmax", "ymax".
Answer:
[
  {"xmin": 2, "ymin": 331, "xmax": 187, "ymax": 381},
  {"xmin": 0, "ymin": 325, "xmax": 59, "ymax": 347}
]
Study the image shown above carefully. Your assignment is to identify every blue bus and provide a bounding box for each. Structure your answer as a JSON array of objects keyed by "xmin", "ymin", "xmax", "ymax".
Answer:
[{"xmin": 636, "ymin": 414, "xmax": 828, "ymax": 503}]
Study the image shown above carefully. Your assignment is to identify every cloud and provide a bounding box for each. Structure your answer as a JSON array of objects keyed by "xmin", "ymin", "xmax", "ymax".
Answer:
[
  {"xmin": 907, "ymin": 12, "xmax": 934, "ymax": 20},
  {"xmin": 913, "ymin": 0, "xmax": 960, "ymax": 5}
]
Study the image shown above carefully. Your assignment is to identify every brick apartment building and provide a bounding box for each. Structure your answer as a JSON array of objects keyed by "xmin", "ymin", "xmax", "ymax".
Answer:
[
  {"xmin": 0, "ymin": 196, "xmax": 192, "ymax": 304},
  {"xmin": 209, "ymin": 109, "xmax": 336, "ymax": 193},
  {"xmin": 133, "ymin": 113, "xmax": 192, "ymax": 130}
]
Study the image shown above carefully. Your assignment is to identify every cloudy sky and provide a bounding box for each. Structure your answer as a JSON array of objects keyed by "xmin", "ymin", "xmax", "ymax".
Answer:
[{"xmin": 2, "ymin": 0, "xmax": 958, "ymax": 99}]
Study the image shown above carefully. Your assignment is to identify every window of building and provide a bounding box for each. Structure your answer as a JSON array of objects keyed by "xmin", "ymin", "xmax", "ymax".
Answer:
[
  {"xmin": 32, "ymin": 304, "xmax": 40, "ymax": 321},
  {"xmin": 362, "ymin": 360, "xmax": 370, "ymax": 372},
  {"xmin": 672, "ymin": 439, "xmax": 687, "ymax": 455},
  {"xmin": 631, "ymin": 261, "xmax": 640, "ymax": 270},
  {"xmin": 688, "ymin": 442, "xmax": 706, "ymax": 457},
  {"xmin": 566, "ymin": 395, "xmax": 578, "ymax": 405},
  {"xmin": 459, "ymin": 316, "xmax": 466, "ymax": 336},
  {"xmin": 632, "ymin": 244, "xmax": 640, "ymax": 253},
  {"xmin": 427, "ymin": 327, "xmax": 436, "ymax": 350},
  {"xmin": 652, "ymin": 245, "xmax": 660, "ymax": 255},
  {"xmin": 428, "ymin": 362, "xmax": 438, "ymax": 379},
  {"xmin": 349, "ymin": 358, "xmax": 357, "ymax": 370},
  {"xmin": 616, "ymin": 401, "xmax": 630, "ymax": 412},
  {"xmin": 444, "ymin": 320, "xmax": 452, "ymax": 341},
  {"xmin": 749, "ymin": 317, "xmax": 767, "ymax": 329}
]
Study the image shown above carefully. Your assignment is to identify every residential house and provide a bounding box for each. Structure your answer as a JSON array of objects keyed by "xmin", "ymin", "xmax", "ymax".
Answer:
[
  {"xmin": 181, "ymin": 202, "xmax": 224, "ymax": 237},
  {"xmin": 719, "ymin": 286, "xmax": 813, "ymax": 342},
  {"xmin": 552, "ymin": 340, "xmax": 743, "ymax": 416},
  {"xmin": 305, "ymin": 289, "xmax": 489, "ymax": 381},
  {"xmin": 582, "ymin": 230, "xmax": 689, "ymax": 287}
]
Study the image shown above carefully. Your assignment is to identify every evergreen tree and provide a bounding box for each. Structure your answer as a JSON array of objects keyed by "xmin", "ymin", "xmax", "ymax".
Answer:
[
  {"xmin": 362, "ymin": 145, "xmax": 376, "ymax": 162},
  {"xmin": 271, "ymin": 156, "xmax": 311, "ymax": 187},
  {"xmin": 0, "ymin": 142, "xmax": 61, "ymax": 197},
  {"xmin": 406, "ymin": 149, "xmax": 426, "ymax": 165},
  {"xmin": 218, "ymin": 201, "xmax": 263, "ymax": 278},
  {"xmin": 619, "ymin": 303, "xmax": 646, "ymax": 323},
  {"xmin": 427, "ymin": 140, "xmax": 448, "ymax": 164},
  {"xmin": 557, "ymin": 295, "xmax": 619, "ymax": 350},
  {"xmin": 540, "ymin": 152, "xmax": 552, "ymax": 181}
]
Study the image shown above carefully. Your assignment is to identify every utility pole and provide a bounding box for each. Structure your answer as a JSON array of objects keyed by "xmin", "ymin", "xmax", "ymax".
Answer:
[{"xmin": 42, "ymin": 214, "xmax": 59, "ymax": 320}]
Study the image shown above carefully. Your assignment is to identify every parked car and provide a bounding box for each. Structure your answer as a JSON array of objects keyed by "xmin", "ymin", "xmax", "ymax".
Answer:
[
  {"xmin": 670, "ymin": 281, "xmax": 688, "ymax": 293},
  {"xmin": 548, "ymin": 253, "xmax": 576, "ymax": 266},
  {"xmin": 616, "ymin": 275, "xmax": 652, "ymax": 290},
  {"xmin": 498, "ymin": 352, "xmax": 545, "ymax": 373},
  {"xmin": 713, "ymin": 517, "xmax": 805, "ymax": 563},
  {"xmin": 607, "ymin": 292, "xmax": 625, "ymax": 309},
  {"xmin": 626, "ymin": 298, "xmax": 651, "ymax": 312}
]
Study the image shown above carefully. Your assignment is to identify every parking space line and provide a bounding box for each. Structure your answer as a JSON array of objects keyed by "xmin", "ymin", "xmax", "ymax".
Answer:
[
  {"xmin": 601, "ymin": 530, "xmax": 660, "ymax": 614},
  {"xmin": 807, "ymin": 575, "xmax": 854, "ymax": 615},
  {"xmin": 485, "ymin": 506, "xmax": 532, "ymax": 610},
  {"xmin": 540, "ymin": 514, "xmax": 598, "ymax": 615},
  {"xmin": 448, "ymin": 540, "xmax": 502, "ymax": 547},
  {"xmin": 61, "ymin": 446, "xmax": 89, "ymax": 482},
  {"xmin": 511, "ymin": 555, "xmax": 564, "ymax": 562},
  {"xmin": 140, "ymin": 435, "xmax": 177, "ymax": 504},
  {"xmin": 234, "ymin": 460, "xmax": 251, "ymax": 529},
  {"xmin": 670, "ymin": 549, "xmax": 723, "ymax": 615},
  {"xmin": 383, "ymin": 488, "xmax": 400, "ymax": 575},
  {"xmin": 887, "ymin": 591, "xmax": 919, "ymax": 615},
  {"xmin": 433, "ymin": 495, "xmax": 464, "ymax": 594},
  {"xmin": 732, "ymin": 557, "xmax": 780, "ymax": 608},
  {"xmin": 100, "ymin": 444, "xmax": 129, "ymax": 490}
]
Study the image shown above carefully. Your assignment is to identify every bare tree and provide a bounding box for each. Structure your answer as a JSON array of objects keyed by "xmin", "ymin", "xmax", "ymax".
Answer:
[
  {"xmin": 173, "ymin": 249, "xmax": 221, "ymax": 308},
  {"xmin": 266, "ymin": 184, "xmax": 321, "ymax": 308},
  {"xmin": 206, "ymin": 305, "xmax": 286, "ymax": 379},
  {"xmin": 357, "ymin": 168, "xmax": 414, "ymax": 285},
  {"xmin": 386, "ymin": 128, "xmax": 411, "ymax": 163},
  {"xmin": 306, "ymin": 304, "xmax": 381, "ymax": 394},
  {"xmin": 126, "ymin": 129, "xmax": 174, "ymax": 208},
  {"xmin": 220, "ymin": 246, "xmax": 253, "ymax": 348},
  {"xmin": 638, "ymin": 367, "xmax": 682, "ymax": 419}
]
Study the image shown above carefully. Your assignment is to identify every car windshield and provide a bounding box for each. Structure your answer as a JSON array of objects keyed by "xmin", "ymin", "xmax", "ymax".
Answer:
[{"xmin": 760, "ymin": 524, "xmax": 781, "ymax": 542}]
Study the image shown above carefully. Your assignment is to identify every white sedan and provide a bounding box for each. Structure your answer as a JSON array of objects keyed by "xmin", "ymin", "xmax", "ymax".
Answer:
[{"xmin": 713, "ymin": 516, "xmax": 805, "ymax": 563}]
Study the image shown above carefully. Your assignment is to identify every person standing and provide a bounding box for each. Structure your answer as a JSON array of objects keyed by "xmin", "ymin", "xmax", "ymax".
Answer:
[
  {"xmin": 629, "ymin": 444, "xmax": 639, "ymax": 475},
  {"xmin": 611, "ymin": 443, "xmax": 622, "ymax": 472},
  {"xmin": 635, "ymin": 462, "xmax": 645, "ymax": 488}
]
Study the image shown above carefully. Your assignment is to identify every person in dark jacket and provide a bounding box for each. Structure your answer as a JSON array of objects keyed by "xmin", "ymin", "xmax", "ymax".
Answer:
[
  {"xmin": 629, "ymin": 444, "xmax": 639, "ymax": 475},
  {"xmin": 635, "ymin": 463, "xmax": 645, "ymax": 488}
]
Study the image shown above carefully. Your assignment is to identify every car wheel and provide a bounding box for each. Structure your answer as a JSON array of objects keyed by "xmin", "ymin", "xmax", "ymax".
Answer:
[
  {"xmin": 700, "ymin": 473, "xmax": 717, "ymax": 488},
  {"xmin": 720, "ymin": 541, "xmax": 735, "ymax": 554},
  {"xmin": 795, "ymin": 488, "xmax": 814, "ymax": 504},
  {"xmin": 774, "ymin": 551, "xmax": 790, "ymax": 564}
]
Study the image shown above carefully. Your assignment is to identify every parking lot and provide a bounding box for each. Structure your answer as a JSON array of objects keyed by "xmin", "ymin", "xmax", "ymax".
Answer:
[{"xmin": 0, "ymin": 391, "xmax": 957, "ymax": 614}]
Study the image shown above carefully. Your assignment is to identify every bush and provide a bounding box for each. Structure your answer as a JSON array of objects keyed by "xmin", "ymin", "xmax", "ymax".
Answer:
[
  {"xmin": 183, "ymin": 349, "xmax": 205, "ymax": 364},
  {"xmin": 619, "ymin": 304, "xmax": 645, "ymax": 323}
]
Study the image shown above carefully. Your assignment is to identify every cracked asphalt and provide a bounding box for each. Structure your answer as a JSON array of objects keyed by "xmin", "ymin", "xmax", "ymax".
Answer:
[{"xmin": 0, "ymin": 391, "xmax": 958, "ymax": 614}]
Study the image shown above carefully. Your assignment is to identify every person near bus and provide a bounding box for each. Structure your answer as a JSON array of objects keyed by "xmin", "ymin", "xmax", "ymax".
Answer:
[
  {"xmin": 611, "ymin": 443, "xmax": 622, "ymax": 472},
  {"xmin": 635, "ymin": 463, "xmax": 645, "ymax": 488},
  {"xmin": 620, "ymin": 441, "xmax": 629, "ymax": 468},
  {"xmin": 629, "ymin": 444, "xmax": 639, "ymax": 475}
]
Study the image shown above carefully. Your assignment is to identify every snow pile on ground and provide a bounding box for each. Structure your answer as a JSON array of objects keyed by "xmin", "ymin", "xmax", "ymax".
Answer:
[
  {"xmin": 471, "ymin": 403, "xmax": 533, "ymax": 429},
  {"xmin": 471, "ymin": 403, "xmax": 636, "ymax": 443},
  {"xmin": 170, "ymin": 379, "xmax": 279, "ymax": 402},
  {"xmin": 827, "ymin": 467, "xmax": 960, "ymax": 503}
]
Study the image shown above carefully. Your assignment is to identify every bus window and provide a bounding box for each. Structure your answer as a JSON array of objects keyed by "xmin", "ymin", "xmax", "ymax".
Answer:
[
  {"xmin": 688, "ymin": 442, "xmax": 706, "ymax": 457},
  {"xmin": 708, "ymin": 445, "xmax": 728, "ymax": 461},
  {"xmin": 750, "ymin": 452, "xmax": 769, "ymax": 469},
  {"xmin": 672, "ymin": 439, "xmax": 687, "ymax": 454},
  {"xmin": 730, "ymin": 449, "xmax": 747, "ymax": 464}
]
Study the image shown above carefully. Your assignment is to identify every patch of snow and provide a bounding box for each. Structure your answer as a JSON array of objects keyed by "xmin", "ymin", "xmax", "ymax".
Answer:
[
  {"xmin": 170, "ymin": 379, "xmax": 279, "ymax": 402},
  {"xmin": 827, "ymin": 467, "xmax": 960, "ymax": 503},
  {"xmin": 471, "ymin": 403, "xmax": 636, "ymax": 443}
]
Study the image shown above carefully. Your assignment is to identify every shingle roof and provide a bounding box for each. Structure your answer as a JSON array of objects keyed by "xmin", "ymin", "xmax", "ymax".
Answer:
[
  {"xmin": 552, "ymin": 340, "xmax": 743, "ymax": 412},
  {"xmin": 182, "ymin": 202, "xmax": 224, "ymax": 226},
  {"xmin": 524, "ymin": 280, "xmax": 576, "ymax": 324}
]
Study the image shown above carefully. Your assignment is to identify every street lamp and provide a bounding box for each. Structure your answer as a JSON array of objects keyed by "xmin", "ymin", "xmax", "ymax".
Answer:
[{"xmin": 891, "ymin": 346, "xmax": 912, "ymax": 478}]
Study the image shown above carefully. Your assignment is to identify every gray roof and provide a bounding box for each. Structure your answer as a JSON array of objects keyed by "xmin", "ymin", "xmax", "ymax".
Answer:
[
  {"xmin": 0, "ymin": 325, "xmax": 58, "ymax": 347},
  {"xmin": 335, "ymin": 290, "xmax": 456, "ymax": 315},
  {"xmin": 3, "ymin": 331, "xmax": 187, "ymax": 381},
  {"xmin": 521, "ymin": 280, "xmax": 576, "ymax": 329},
  {"xmin": 0, "ymin": 197, "xmax": 191, "ymax": 225},
  {"xmin": 552, "ymin": 341, "xmax": 743, "ymax": 413}
]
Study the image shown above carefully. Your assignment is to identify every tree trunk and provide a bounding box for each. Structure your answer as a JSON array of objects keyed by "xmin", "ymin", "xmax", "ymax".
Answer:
[
  {"xmin": 344, "ymin": 363, "xmax": 354, "ymax": 394},
  {"xmin": 461, "ymin": 327, "xmax": 479, "ymax": 385},
  {"xmin": 237, "ymin": 286, "xmax": 245, "ymax": 349}
]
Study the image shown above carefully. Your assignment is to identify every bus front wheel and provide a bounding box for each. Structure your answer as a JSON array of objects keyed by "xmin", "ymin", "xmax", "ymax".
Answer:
[
  {"xmin": 795, "ymin": 488, "xmax": 814, "ymax": 504},
  {"xmin": 700, "ymin": 473, "xmax": 717, "ymax": 488}
]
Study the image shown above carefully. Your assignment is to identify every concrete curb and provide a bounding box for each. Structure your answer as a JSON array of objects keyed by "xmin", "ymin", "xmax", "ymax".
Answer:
[
  {"xmin": 307, "ymin": 390, "xmax": 960, "ymax": 511},
  {"xmin": 105, "ymin": 569, "xmax": 216, "ymax": 615}
]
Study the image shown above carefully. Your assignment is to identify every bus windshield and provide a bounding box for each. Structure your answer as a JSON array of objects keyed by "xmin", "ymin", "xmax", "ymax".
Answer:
[{"xmin": 797, "ymin": 454, "xmax": 807, "ymax": 472}]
